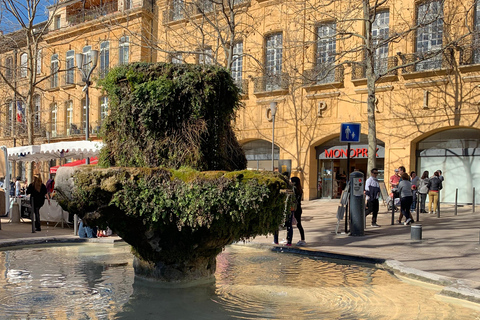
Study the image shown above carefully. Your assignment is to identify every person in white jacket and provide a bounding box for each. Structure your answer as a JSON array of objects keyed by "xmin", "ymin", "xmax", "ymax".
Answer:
[{"xmin": 365, "ymin": 168, "xmax": 381, "ymax": 227}]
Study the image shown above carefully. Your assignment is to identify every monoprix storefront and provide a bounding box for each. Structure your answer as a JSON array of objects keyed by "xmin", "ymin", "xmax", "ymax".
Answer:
[{"xmin": 315, "ymin": 135, "xmax": 385, "ymax": 199}]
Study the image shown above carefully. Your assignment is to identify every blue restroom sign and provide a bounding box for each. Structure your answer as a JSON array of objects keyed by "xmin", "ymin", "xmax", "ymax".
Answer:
[{"xmin": 340, "ymin": 123, "xmax": 361, "ymax": 143}]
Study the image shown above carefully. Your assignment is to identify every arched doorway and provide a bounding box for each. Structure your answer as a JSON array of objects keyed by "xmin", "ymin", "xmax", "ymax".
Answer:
[
  {"xmin": 416, "ymin": 128, "xmax": 480, "ymax": 204},
  {"xmin": 315, "ymin": 134, "xmax": 385, "ymax": 199},
  {"xmin": 243, "ymin": 139, "xmax": 281, "ymax": 172}
]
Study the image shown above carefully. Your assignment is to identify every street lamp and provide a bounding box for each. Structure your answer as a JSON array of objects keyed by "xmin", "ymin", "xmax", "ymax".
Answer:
[
  {"xmin": 75, "ymin": 50, "xmax": 99, "ymax": 142},
  {"xmin": 269, "ymin": 102, "xmax": 277, "ymax": 172}
]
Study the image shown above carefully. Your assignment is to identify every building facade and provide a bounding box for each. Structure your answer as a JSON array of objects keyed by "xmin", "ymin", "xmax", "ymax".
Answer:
[{"xmin": 1, "ymin": 0, "xmax": 479, "ymax": 203}]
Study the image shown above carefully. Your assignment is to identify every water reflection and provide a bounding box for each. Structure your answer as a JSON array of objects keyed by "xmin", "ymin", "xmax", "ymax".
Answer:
[{"xmin": 0, "ymin": 243, "xmax": 479, "ymax": 319}]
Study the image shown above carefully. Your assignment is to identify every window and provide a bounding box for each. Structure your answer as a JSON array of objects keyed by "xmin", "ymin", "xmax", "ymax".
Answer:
[
  {"xmin": 66, "ymin": 100, "xmax": 73, "ymax": 128},
  {"xmin": 51, "ymin": 54, "xmax": 59, "ymax": 88},
  {"xmin": 36, "ymin": 49, "xmax": 42, "ymax": 74},
  {"xmin": 416, "ymin": 1, "xmax": 444, "ymax": 71},
  {"xmin": 82, "ymin": 46, "xmax": 92, "ymax": 74},
  {"xmin": 199, "ymin": 47, "xmax": 212, "ymax": 65},
  {"xmin": 5, "ymin": 57, "xmax": 13, "ymax": 79},
  {"xmin": 100, "ymin": 96, "xmax": 108, "ymax": 122},
  {"xmin": 100, "ymin": 41, "xmax": 109, "ymax": 78},
  {"xmin": 5, "ymin": 100, "xmax": 13, "ymax": 136},
  {"xmin": 171, "ymin": 53, "xmax": 182, "ymax": 64},
  {"xmin": 66, "ymin": 50, "xmax": 75, "ymax": 84},
  {"xmin": 172, "ymin": 0, "xmax": 184, "ymax": 21},
  {"xmin": 316, "ymin": 22, "xmax": 336, "ymax": 83},
  {"xmin": 20, "ymin": 53, "xmax": 27, "ymax": 78},
  {"xmin": 54, "ymin": 15, "xmax": 61, "ymax": 30},
  {"xmin": 265, "ymin": 33, "xmax": 283, "ymax": 90},
  {"xmin": 51, "ymin": 103, "xmax": 57, "ymax": 137},
  {"xmin": 372, "ymin": 11, "xmax": 389, "ymax": 75},
  {"xmin": 125, "ymin": 0, "xmax": 133, "ymax": 10},
  {"xmin": 33, "ymin": 94, "xmax": 41, "ymax": 131},
  {"xmin": 119, "ymin": 36, "xmax": 129, "ymax": 65},
  {"xmin": 197, "ymin": 0, "xmax": 213, "ymax": 13},
  {"xmin": 474, "ymin": 1, "xmax": 480, "ymax": 63},
  {"xmin": 231, "ymin": 42, "xmax": 243, "ymax": 85}
]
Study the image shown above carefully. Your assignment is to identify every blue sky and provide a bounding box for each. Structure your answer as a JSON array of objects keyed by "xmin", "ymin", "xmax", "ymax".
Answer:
[{"xmin": 1, "ymin": 0, "xmax": 51, "ymax": 33}]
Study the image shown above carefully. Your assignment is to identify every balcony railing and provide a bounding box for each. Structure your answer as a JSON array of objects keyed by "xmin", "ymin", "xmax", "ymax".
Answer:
[
  {"xmin": 66, "ymin": 2, "xmax": 118, "ymax": 27},
  {"xmin": 303, "ymin": 65, "xmax": 344, "ymax": 86},
  {"xmin": 460, "ymin": 45, "xmax": 480, "ymax": 66},
  {"xmin": 46, "ymin": 121, "xmax": 104, "ymax": 139},
  {"xmin": 63, "ymin": 70, "xmax": 76, "ymax": 86},
  {"xmin": 234, "ymin": 78, "xmax": 248, "ymax": 95},
  {"xmin": 2, "ymin": 122, "xmax": 45, "ymax": 138},
  {"xmin": 253, "ymin": 73, "xmax": 289, "ymax": 93},
  {"xmin": 163, "ymin": 0, "xmax": 250, "ymax": 24},
  {"xmin": 351, "ymin": 56, "xmax": 398, "ymax": 80},
  {"xmin": 400, "ymin": 50, "xmax": 452, "ymax": 73}
]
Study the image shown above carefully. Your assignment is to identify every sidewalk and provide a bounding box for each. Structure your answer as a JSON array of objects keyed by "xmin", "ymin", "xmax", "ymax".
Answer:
[
  {"xmin": 246, "ymin": 199, "xmax": 480, "ymax": 302},
  {"xmin": 1, "ymin": 199, "xmax": 479, "ymax": 301}
]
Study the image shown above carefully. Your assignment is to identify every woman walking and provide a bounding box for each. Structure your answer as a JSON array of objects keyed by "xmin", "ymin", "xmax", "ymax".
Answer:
[
  {"xmin": 26, "ymin": 175, "xmax": 50, "ymax": 231},
  {"xmin": 290, "ymin": 177, "xmax": 306, "ymax": 246},
  {"xmin": 398, "ymin": 173, "xmax": 414, "ymax": 225},
  {"xmin": 427, "ymin": 171, "xmax": 443, "ymax": 214},
  {"xmin": 417, "ymin": 171, "xmax": 429, "ymax": 213}
]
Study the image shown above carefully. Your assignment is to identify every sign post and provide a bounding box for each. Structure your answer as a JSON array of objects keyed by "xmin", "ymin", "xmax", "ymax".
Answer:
[{"xmin": 340, "ymin": 123, "xmax": 361, "ymax": 234}]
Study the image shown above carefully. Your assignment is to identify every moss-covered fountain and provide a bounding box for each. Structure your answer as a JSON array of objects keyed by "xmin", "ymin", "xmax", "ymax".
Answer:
[{"xmin": 56, "ymin": 63, "xmax": 289, "ymax": 282}]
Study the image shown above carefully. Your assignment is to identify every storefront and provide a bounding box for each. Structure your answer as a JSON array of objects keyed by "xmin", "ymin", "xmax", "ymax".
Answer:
[
  {"xmin": 315, "ymin": 137, "xmax": 385, "ymax": 199},
  {"xmin": 416, "ymin": 128, "xmax": 480, "ymax": 204}
]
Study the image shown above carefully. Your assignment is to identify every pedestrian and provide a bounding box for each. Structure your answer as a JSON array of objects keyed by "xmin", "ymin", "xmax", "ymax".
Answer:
[
  {"xmin": 15, "ymin": 176, "xmax": 22, "ymax": 196},
  {"xmin": 410, "ymin": 171, "xmax": 419, "ymax": 212},
  {"xmin": 26, "ymin": 174, "xmax": 50, "ymax": 231},
  {"xmin": 46, "ymin": 176, "xmax": 55, "ymax": 198},
  {"xmin": 398, "ymin": 172, "xmax": 414, "ymax": 225},
  {"xmin": 427, "ymin": 171, "xmax": 443, "ymax": 214},
  {"xmin": 417, "ymin": 171, "xmax": 430, "ymax": 213},
  {"xmin": 365, "ymin": 168, "xmax": 381, "ymax": 227},
  {"xmin": 291, "ymin": 176, "xmax": 306, "ymax": 246},
  {"xmin": 436, "ymin": 170, "xmax": 444, "ymax": 182},
  {"xmin": 389, "ymin": 168, "xmax": 400, "ymax": 192}
]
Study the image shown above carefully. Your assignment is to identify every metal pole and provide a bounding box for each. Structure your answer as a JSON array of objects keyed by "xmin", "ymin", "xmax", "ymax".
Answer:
[
  {"xmin": 473, "ymin": 187, "xmax": 476, "ymax": 213},
  {"xmin": 454, "ymin": 188, "xmax": 458, "ymax": 216},
  {"xmin": 85, "ymin": 84, "xmax": 90, "ymax": 141},
  {"xmin": 271, "ymin": 114, "xmax": 275, "ymax": 171},
  {"xmin": 345, "ymin": 143, "xmax": 350, "ymax": 233},
  {"xmin": 416, "ymin": 190, "xmax": 420, "ymax": 222},
  {"xmin": 391, "ymin": 194, "xmax": 395, "ymax": 225},
  {"xmin": 437, "ymin": 189, "xmax": 440, "ymax": 218}
]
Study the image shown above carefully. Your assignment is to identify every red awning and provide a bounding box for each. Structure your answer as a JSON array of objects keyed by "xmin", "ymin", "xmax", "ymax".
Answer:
[{"xmin": 49, "ymin": 157, "xmax": 98, "ymax": 174}]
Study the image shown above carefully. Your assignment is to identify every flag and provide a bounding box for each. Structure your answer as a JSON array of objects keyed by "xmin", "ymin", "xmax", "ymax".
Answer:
[{"xmin": 16, "ymin": 101, "xmax": 24, "ymax": 122}]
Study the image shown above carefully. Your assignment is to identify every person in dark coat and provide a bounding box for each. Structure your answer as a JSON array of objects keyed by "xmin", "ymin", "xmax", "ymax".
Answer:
[{"xmin": 26, "ymin": 175, "xmax": 50, "ymax": 231}]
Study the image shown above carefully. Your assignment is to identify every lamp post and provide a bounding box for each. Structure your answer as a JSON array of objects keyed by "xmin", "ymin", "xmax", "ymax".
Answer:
[
  {"xmin": 75, "ymin": 50, "xmax": 98, "ymax": 165},
  {"xmin": 270, "ymin": 102, "xmax": 277, "ymax": 172},
  {"xmin": 75, "ymin": 50, "xmax": 99, "ymax": 142}
]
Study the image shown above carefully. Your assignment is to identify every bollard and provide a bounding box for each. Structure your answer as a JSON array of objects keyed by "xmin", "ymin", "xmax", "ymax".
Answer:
[
  {"xmin": 454, "ymin": 188, "xmax": 458, "ymax": 216},
  {"xmin": 11, "ymin": 203, "xmax": 20, "ymax": 223},
  {"xmin": 74, "ymin": 214, "xmax": 79, "ymax": 236},
  {"xmin": 411, "ymin": 225, "xmax": 422, "ymax": 240}
]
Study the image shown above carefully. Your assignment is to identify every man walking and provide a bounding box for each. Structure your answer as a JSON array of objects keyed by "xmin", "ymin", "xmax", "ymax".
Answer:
[{"xmin": 365, "ymin": 168, "xmax": 381, "ymax": 227}]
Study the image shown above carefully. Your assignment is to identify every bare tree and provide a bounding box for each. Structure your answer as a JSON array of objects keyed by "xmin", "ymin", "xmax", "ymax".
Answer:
[{"xmin": 0, "ymin": 0, "xmax": 60, "ymax": 181}]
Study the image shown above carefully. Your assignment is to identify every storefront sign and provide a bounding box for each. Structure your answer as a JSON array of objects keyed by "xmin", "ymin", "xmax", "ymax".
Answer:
[{"xmin": 318, "ymin": 145, "xmax": 385, "ymax": 159}]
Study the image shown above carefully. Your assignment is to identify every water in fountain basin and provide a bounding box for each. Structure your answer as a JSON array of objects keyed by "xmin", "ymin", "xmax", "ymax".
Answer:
[{"xmin": 0, "ymin": 243, "xmax": 478, "ymax": 319}]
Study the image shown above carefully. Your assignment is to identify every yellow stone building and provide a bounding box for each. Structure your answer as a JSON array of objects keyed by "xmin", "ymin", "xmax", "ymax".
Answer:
[{"xmin": 0, "ymin": 0, "xmax": 479, "ymax": 204}]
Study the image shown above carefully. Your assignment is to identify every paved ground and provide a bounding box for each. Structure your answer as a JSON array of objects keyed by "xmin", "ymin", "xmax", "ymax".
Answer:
[{"xmin": 1, "ymin": 199, "xmax": 480, "ymax": 302}]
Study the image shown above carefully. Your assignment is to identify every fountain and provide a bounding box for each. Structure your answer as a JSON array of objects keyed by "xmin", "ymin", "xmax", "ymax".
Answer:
[{"xmin": 55, "ymin": 63, "xmax": 290, "ymax": 281}]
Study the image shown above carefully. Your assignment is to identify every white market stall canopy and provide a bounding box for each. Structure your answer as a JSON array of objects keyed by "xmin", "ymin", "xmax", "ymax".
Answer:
[{"xmin": 7, "ymin": 140, "xmax": 104, "ymax": 162}]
